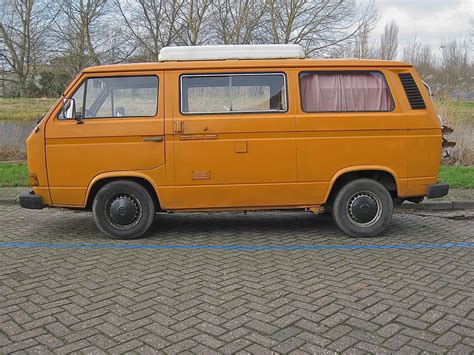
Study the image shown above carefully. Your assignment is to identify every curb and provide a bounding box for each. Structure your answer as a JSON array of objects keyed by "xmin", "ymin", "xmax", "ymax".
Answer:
[
  {"xmin": 0, "ymin": 197, "xmax": 18, "ymax": 206},
  {"xmin": 1, "ymin": 195, "xmax": 473, "ymax": 210},
  {"xmin": 0, "ymin": 160, "xmax": 26, "ymax": 164},
  {"xmin": 397, "ymin": 200, "xmax": 474, "ymax": 210}
]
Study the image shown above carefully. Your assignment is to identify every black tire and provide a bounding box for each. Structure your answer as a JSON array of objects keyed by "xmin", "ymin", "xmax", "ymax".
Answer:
[
  {"xmin": 332, "ymin": 178, "xmax": 393, "ymax": 238},
  {"xmin": 92, "ymin": 180, "xmax": 155, "ymax": 239}
]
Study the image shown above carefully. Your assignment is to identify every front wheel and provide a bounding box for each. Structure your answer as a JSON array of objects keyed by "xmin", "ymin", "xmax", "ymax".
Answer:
[
  {"xmin": 92, "ymin": 180, "xmax": 155, "ymax": 239},
  {"xmin": 332, "ymin": 178, "xmax": 393, "ymax": 238}
]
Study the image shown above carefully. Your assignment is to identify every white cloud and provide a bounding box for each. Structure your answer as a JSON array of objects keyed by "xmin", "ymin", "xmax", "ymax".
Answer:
[{"xmin": 372, "ymin": 0, "xmax": 472, "ymax": 45}]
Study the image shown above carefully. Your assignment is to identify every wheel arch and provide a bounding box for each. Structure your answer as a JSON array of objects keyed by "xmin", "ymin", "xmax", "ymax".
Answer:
[
  {"xmin": 85, "ymin": 172, "xmax": 161, "ymax": 211},
  {"xmin": 324, "ymin": 166, "xmax": 400, "ymax": 207}
]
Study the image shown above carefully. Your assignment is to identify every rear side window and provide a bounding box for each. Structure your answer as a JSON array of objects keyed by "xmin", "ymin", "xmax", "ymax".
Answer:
[
  {"xmin": 181, "ymin": 73, "xmax": 287, "ymax": 114},
  {"xmin": 299, "ymin": 71, "xmax": 394, "ymax": 112}
]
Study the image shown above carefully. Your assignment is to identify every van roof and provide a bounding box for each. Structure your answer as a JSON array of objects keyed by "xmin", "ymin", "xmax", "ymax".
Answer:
[{"xmin": 83, "ymin": 58, "xmax": 412, "ymax": 74}]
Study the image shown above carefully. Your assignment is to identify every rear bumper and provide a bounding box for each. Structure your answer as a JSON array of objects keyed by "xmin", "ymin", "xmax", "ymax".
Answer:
[
  {"xmin": 427, "ymin": 183, "xmax": 449, "ymax": 199},
  {"xmin": 19, "ymin": 191, "xmax": 44, "ymax": 209}
]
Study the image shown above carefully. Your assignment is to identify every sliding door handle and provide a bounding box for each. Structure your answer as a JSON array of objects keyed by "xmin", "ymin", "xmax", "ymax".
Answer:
[
  {"xmin": 143, "ymin": 136, "xmax": 164, "ymax": 142},
  {"xmin": 174, "ymin": 121, "xmax": 184, "ymax": 133}
]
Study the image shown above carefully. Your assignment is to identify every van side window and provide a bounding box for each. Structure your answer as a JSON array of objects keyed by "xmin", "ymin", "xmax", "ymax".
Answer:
[
  {"xmin": 61, "ymin": 76, "xmax": 158, "ymax": 119},
  {"xmin": 181, "ymin": 73, "xmax": 287, "ymax": 114},
  {"xmin": 299, "ymin": 71, "xmax": 394, "ymax": 112}
]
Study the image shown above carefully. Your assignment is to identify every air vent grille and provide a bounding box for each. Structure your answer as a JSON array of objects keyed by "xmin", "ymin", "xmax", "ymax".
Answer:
[{"xmin": 399, "ymin": 73, "xmax": 426, "ymax": 110}]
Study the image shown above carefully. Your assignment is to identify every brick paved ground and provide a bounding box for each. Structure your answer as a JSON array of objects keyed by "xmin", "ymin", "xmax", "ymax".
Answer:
[{"xmin": 0, "ymin": 205, "xmax": 473, "ymax": 354}]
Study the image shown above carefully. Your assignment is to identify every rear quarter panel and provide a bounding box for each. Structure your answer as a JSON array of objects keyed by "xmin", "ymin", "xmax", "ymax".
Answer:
[
  {"xmin": 294, "ymin": 68, "xmax": 408, "ymax": 201},
  {"xmin": 401, "ymin": 69, "xmax": 441, "ymax": 196}
]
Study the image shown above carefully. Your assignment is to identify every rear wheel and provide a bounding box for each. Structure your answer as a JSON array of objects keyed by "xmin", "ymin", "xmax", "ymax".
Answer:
[
  {"xmin": 92, "ymin": 180, "xmax": 155, "ymax": 239},
  {"xmin": 332, "ymin": 178, "xmax": 393, "ymax": 238}
]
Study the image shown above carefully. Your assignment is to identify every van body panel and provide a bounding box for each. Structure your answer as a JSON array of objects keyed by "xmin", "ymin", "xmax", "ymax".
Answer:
[
  {"xmin": 25, "ymin": 96, "xmax": 65, "ymax": 206},
  {"xmin": 164, "ymin": 182, "xmax": 327, "ymax": 210},
  {"xmin": 25, "ymin": 121, "xmax": 52, "ymax": 205},
  {"xmin": 294, "ymin": 68, "xmax": 408, "ymax": 197},
  {"xmin": 403, "ymin": 71, "xmax": 443, "ymax": 192},
  {"xmin": 324, "ymin": 165, "xmax": 405, "ymax": 201},
  {"xmin": 404, "ymin": 177, "xmax": 438, "ymax": 197},
  {"xmin": 45, "ymin": 71, "xmax": 165, "ymax": 206},
  {"xmin": 84, "ymin": 167, "xmax": 166, "ymax": 206},
  {"xmin": 48, "ymin": 187, "xmax": 88, "ymax": 207},
  {"xmin": 50, "ymin": 165, "xmax": 169, "ymax": 209},
  {"xmin": 169, "ymin": 69, "xmax": 297, "ymax": 208}
]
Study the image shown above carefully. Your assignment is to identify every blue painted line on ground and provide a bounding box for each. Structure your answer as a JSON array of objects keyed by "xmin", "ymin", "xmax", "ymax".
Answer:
[{"xmin": 0, "ymin": 241, "xmax": 473, "ymax": 252}]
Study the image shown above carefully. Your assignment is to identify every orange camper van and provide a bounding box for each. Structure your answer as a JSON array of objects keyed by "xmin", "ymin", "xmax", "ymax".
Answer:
[{"xmin": 20, "ymin": 44, "xmax": 449, "ymax": 239}]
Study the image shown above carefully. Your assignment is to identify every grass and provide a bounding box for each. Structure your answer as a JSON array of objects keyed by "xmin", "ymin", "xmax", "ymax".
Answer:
[
  {"xmin": 0, "ymin": 98, "xmax": 56, "ymax": 121},
  {"xmin": 0, "ymin": 162, "xmax": 29, "ymax": 187},
  {"xmin": 438, "ymin": 165, "xmax": 474, "ymax": 189},
  {"xmin": 0, "ymin": 162, "xmax": 472, "ymax": 190},
  {"xmin": 434, "ymin": 100, "xmax": 474, "ymax": 125}
]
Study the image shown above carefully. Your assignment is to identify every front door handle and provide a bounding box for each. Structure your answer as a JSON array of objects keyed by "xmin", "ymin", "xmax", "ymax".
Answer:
[{"xmin": 143, "ymin": 136, "xmax": 164, "ymax": 142}]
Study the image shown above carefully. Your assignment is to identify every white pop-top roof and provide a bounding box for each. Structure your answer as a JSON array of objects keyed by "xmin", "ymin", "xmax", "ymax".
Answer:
[{"xmin": 158, "ymin": 44, "xmax": 305, "ymax": 62}]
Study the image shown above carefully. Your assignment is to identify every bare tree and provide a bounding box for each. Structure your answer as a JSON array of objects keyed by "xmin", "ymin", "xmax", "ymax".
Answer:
[
  {"xmin": 0, "ymin": 55, "xmax": 8, "ymax": 96},
  {"xmin": 100, "ymin": 23, "xmax": 136, "ymax": 64},
  {"xmin": 115, "ymin": 0, "xmax": 181, "ymax": 61},
  {"xmin": 264, "ymin": 0, "xmax": 377, "ymax": 56},
  {"xmin": 440, "ymin": 40, "xmax": 472, "ymax": 91},
  {"xmin": 174, "ymin": 0, "xmax": 214, "ymax": 45},
  {"xmin": 352, "ymin": 23, "xmax": 375, "ymax": 58},
  {"xmin": 402, "ymin": 36, "xmax": 436, "ymax": 80},
  {"xmin": 379, "ymin": 19, "xmax": 398, "ymax": 60},
  {"xmin": 0, "ymin": 0, "xmax": 56, "ymax": 96},
  {"xmin": 52, "ymin": 0, "xmax": 110, "ymax": 73},
  {"xmin": 212, "ymin": 0, "xmax": 267, "ymax": 44}
]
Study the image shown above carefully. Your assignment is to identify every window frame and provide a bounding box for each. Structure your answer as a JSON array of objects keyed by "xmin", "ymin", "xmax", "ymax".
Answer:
[
  {"xmin": 298, "ymin": 70, "xmax": 396, "ymax": 114},
  {"xmin": 179, "ymin": 72, "xmax": 289, "ymax": 116},
  {"xmin": 59, "ymin": 74, "xmax": 160, "ymax": 120}
]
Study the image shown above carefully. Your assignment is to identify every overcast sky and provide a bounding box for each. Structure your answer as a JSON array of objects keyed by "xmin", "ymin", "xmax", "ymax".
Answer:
[{"xmin": 371, "ymin": 0, "xmax": 472, "ymax": 48}]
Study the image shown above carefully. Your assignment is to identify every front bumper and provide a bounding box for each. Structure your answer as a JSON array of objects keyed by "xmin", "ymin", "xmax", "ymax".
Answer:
[
  {"xmin": 19, "ymin": 191, "xmax": 44, "ymax": 209},
  {"xmin": 427, "ymin": 183, "xmax": 449, "ymax": 199}
]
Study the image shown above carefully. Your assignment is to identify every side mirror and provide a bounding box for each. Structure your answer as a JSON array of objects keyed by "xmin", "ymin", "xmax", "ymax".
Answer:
[
  {"xmin": 62, "ymin": 98, "xmax": 76, "ymax": 119},
  {"xmin": 62, "ymin": 98, "xmax": 83, "ymax": 124}
]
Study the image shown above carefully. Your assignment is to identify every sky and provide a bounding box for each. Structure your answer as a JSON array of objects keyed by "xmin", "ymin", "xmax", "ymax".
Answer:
[{"xmin": 371, "ymin": 0, "xmax": 472, "ymax": 49}]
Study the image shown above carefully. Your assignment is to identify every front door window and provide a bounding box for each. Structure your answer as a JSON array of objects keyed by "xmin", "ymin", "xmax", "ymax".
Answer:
[{"xmin": 61, "ymin": 76, "xmax": 159, "ymax": 119}]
